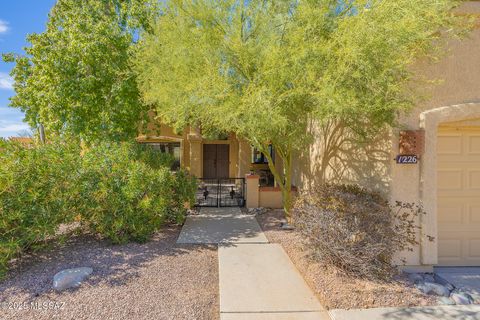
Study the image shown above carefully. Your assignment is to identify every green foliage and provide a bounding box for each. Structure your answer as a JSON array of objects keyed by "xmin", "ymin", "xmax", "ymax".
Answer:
[
  {"xmin": 133, "ymin": 143, "xmax": 175, "ymax": 170},
  {"xmin": 78, "ymin": 142, "xmax": 171, "ymax": 243},
  {"xmin": 168, "ymin": 170, "xmax": 198, "ymax": 224},
  {"xmin": 0, "ymin": 140, "xmax": 82, "ymax": 276},
  {"xmin": 134, "ymin": 0, "xmax": 465, "ymax": 217},
  {"xmin": 2, "ymin": 0, "xmax": 159, "ymax": 141},
  {"xmin": 0, "ymin": 139, "xmax": 197, "ymax": 278}
]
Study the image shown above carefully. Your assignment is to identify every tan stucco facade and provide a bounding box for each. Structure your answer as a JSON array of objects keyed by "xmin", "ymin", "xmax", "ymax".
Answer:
[
  {"xmin": 292, "ymin": 2, "xmax": 480, "ymax": 269},
  {"xmin": 137, "ymin": 119, "xmax": 252, "ymax": 179}
]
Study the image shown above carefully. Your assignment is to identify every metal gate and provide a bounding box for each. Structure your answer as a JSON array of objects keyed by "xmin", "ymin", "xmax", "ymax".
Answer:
[{"xmin": 195, "ymin": 178, "xmax": 245, "ymax": 207}]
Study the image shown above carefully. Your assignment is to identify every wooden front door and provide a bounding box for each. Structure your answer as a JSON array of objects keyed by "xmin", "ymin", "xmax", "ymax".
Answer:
[{"xmin": 203, "ymin": 144, "xmax": 229, "ymax": 178}]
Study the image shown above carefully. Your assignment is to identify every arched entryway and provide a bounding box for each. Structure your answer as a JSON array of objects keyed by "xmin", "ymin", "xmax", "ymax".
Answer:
[{"xmin": 420, "ymin": 102, "xmax": 480, "ymax": 266}]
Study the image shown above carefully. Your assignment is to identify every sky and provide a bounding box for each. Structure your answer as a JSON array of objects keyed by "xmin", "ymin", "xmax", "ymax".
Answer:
[{"xmin": 0, "ymin": 1, "xmax": 57, "ymax": 138}]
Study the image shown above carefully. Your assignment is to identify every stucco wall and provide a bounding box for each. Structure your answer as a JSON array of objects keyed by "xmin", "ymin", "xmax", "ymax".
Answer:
[
  {"xmin": 138, "ymin": 115, "xmax": 253, "ymax": 179},
  {"xmin": 293, "ymin": 2, "xmax": 480, "ymax": 267}
]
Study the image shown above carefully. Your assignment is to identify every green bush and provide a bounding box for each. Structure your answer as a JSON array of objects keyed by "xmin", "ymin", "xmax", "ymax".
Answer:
[
  {"xmin": 0, "ymin": 140, "xmax": 82, "ymax": 275},
  {"xmin": 78, "ymin": 142, "xmax": 173, "ymax": 243},
  {"xmin": 0, "ymin": 139, "xmax": 196, "ymax": 277},
  {"xmin": 168, "ymin": 170, "xmax": 197, "ymax": 224},
  {"xmin": 130, "ymin": 143, "xmax": 175, "ymax": 170}
]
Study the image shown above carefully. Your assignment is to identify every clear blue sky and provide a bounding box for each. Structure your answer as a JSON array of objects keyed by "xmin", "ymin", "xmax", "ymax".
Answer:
[{"xmin": 0, "ymin": 1, "xmax": 57, "ymax": 138}]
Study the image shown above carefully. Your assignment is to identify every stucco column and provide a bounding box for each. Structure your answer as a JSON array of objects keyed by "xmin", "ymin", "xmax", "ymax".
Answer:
[
  {"xmin": 419, "ymin": 114, "xmax": 438, "ymax": 265},
  {"xmin": 188, "ymin": 127, "xmax": 202, "ymax": 178},
  {"xmin": 237, "ymin": 139, "xmax": 251, "ymax": 178},
  {"xmin": 245, "ymin": 174, "xmax": 260, "ymax": 208}
]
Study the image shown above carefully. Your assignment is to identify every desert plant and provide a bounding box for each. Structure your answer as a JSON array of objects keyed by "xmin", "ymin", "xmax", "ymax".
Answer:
[
  {"xmin": 0, "ymin": 139, "xmax": 82, "ymax": 276},
  {"xmin": 133, "ymin": 143, "xmax": 175, "ymax": 170},
  {"xmin": 167, "ymin": 170, "xmax": 197, "ymax": 224},
  {"xmin": 78, "ymin": 141, "xmax": 174, "ymax": 243},
  {"xmin": 0, "ymin": 139, "xmax": 196, "ymax": 277},
  {"xmin": 293, "ymin": 184, "xmax": 425, "ymax": 279}
]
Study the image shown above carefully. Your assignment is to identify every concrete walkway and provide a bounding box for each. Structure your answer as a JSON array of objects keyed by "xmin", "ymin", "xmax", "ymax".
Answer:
[
  {"xmin": 177, "ymin": 207, "xmax": 268, "ymax": 244},
  {"xmin": 178, "ymin": 208, "xmax": 480, "ymax": 320},
  {"xmin": 177, "ymin": 207, "xmax": 329, "ymax": 320}
]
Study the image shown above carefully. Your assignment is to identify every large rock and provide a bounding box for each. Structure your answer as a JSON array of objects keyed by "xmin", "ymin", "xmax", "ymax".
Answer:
[
  {"xmin": 423, "ymin": 274, "xmax": 435, "ymax": 283},
  {"xmin": 471, "ymin": 293, "xmax": 480, "ymax": 304},
  {"xmin": 408, "ymin": 273, "xmax": 424, "ymax": 284},
  {"xmin": 434, "ymin": 274, "xmax": 455, "ymax": 291},
  {"xmin": 425, "ymin": 282, "xmax": 451, "ymax": 297},
  {"xmin": 450, "ymin": 292, "xmax": 473, "ymax": 305},
  {"xmin": 53, "ymin": 267, "xmax": 93, "ymax": 292},
  {"xmin": 416, "ymin": 282, "xmax": 450, "ymax": 297},
  {"xmin": 437, "ymin": 297, "xmax": 456, "ymax": 305}
]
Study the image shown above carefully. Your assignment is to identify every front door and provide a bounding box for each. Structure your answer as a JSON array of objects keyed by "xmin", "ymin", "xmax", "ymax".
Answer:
[{"xmin": 203, "ymin": 144, "xmax": 229, "ymax": 178}]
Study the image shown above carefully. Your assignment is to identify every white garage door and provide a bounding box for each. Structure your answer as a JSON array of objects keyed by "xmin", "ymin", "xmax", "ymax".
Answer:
[{"xmin": 437, "ymin": 124, "xmax": 480, "ymax": 266}]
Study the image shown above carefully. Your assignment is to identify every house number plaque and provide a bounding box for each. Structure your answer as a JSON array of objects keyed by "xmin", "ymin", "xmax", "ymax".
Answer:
[{"xmin": 395, "ymin": 155, "xmax": 418, "ymax": 164}]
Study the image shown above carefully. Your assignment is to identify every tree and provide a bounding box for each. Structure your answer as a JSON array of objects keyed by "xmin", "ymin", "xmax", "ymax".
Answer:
[
  {"xmin": 3, "ymin": 0, "xmax": 159, "ymax": 142},
  {"xmin": 134, "ymin": 0, "xmax": 462, "ymax": 219}
]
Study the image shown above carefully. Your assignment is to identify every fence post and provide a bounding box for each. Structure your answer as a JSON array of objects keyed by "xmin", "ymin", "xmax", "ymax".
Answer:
[{"xmin": 245, "ymin": 174, "xmax": 260, "ymax": 209}]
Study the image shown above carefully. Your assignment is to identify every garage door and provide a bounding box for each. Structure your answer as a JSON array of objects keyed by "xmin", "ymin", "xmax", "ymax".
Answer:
[{"xmin": 437, "ymin": 124, "xmax": 480, "ymax": 266}]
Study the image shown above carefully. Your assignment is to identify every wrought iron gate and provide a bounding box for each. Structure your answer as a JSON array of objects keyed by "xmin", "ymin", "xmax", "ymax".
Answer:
[{"xmin": 195, "ymin": 178, "xmax": 245, "ymax": 207}]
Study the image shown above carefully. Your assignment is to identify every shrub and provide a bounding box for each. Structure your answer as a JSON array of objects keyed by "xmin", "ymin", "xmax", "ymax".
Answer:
[
  {"xmin": 78, "ymin": 142, "xmax": 175, "ymax": 243},
  {"xmin": 0, "ymin": 139, "xmax": 82, "ymax": 276},
  {"xmin": 167, "ymin": 170, "xmax": 197, "ymax": 224},
  {"xmin": 131, "ymin": 143, "xmax": 175, "ymax": 170},
  {"xmin": 0, "ymin": 139, "xmax": 196, "ymax": 277},
  {"xmin": 293, "ymin": 184, "xmax": 424, "ymax": 279}
]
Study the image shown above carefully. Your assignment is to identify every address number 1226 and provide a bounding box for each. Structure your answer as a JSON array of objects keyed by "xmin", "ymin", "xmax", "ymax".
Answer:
[{"xmin": 396, "ymin": 155, "xmax": 418, "ymax": 164}]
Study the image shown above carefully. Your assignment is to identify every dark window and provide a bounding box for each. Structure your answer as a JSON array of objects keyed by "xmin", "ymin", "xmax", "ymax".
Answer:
[
  {"xmin": 251, "ymin": 145, "xmax": 275, "ymax": 187},
  {"xmin": 252, "ymin": 145, "xmax": 274, "ymax": 164}
]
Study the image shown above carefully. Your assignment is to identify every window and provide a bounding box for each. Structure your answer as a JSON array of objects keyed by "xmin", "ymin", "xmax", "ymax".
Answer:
[
  {"xmin": 251, "ymin": 145, "xmax": 275, "ymax": 187},
  {"xmin": 252, "ymin": 145, "xmax": 274, "ymax": 164},
  {"xmin": 143, "ymin": 142, "xmax": 181, "ymax": 170}
]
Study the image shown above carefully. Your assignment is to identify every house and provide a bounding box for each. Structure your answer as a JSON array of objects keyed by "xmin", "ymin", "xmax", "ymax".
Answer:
[
  {"xmin": 137, "ymin": 2, "xmax": 480, "ymax": 271},
  {"xmin": 8, "ymin": 137, "xmax": 33, "ymax": 145},
  {"xmin": 136, "ymin": 120, "xmax": 283, "ymax": 208}
]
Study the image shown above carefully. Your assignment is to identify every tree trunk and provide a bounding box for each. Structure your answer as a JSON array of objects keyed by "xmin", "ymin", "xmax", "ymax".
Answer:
[
  {"xmin": 260, "ymin": 144, "xmax": 293, "ymax": 223},
  {"xmin": 282, "ymin": 150, "xmax": 293, "ymax": 223}
]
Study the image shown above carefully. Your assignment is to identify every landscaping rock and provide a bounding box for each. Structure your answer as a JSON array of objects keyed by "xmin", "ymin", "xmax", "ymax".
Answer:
[
  {"xmin": 186, "ymin": 209, "xmax": 199, "ymax": 216},
  {"xmin": 53, "ymin": 267, "xmax": 93, "ymax": 292},
  {"xmin": 415, "ymin": 283, "xmax": 431, "ymax": 295},
  {"xmin": 450, "ymin": 292, "xmax": 473, "ymax": 305},
  {"xmin": 423, "ymin": 274, "xmax": 435, "ymax": 283},
  {"xmin": 424, "ymin": 282, "xmax": 451, "ymax": 297},
  {"xmin": 437, "ymin": 297, "xmax": 456, "ymax": 305},
  {"xmin": 471, "ymin": 293, "xmax": 480, "ymax": 304},
  {"xmin": 408, "ymin": 273, "xmax": 424, "ymax": 284},
  {"xmin": 434, "ymin": 274, "xmax": 455, "ymax": 291},
  {"xmin": 415, "ymin": 282, "xmax": 450, "ymax": 297},
  {"xmin": 280, "ymin": 222, "xmax": 294, "ymax": 230}
]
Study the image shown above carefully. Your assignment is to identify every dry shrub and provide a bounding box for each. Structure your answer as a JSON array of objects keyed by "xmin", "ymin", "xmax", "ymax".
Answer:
[{"xmin": 293, "ymin": 184, "xmax": 424, "ymax": 279}]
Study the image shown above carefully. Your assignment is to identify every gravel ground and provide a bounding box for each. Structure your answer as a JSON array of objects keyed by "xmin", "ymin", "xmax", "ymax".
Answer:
[
  {"xmin": 0, "ymin": 227, "xmax": 219, "ymax": 320},
  {"xmin": 256, "ymin": 209, "xmax": 437, "ymax": 310}
]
